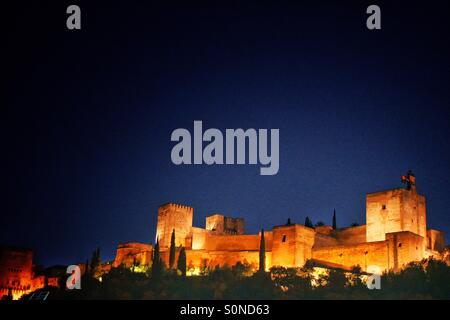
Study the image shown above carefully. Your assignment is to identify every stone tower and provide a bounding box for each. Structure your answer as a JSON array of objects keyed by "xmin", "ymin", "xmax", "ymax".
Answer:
[
  {"xmin": 366, "ymin": 172, "xmax": 427, "ymax": 242},
  {"xmin": 155, "ymin": 203, "xmax": 193, "ymax": 249},
  {"xmin": 271, "ymin": 224, "xmax": 315, "ymax": 267},
  {"xmin": 205, "ymin": 214, "xmax": 245, "ymax": 235}
]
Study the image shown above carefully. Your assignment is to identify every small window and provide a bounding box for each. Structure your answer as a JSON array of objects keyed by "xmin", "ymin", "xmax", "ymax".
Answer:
[
  {"xmin": 282, "ymin": 235, "xmax": 286, "ymax": 242},
  {"xmin": 382, "ymin": 204, "xmax": 386, "ymax": 210},
  {"xmin": 398, "ymin": 243, "xmax": 402, "ymax": 248}
]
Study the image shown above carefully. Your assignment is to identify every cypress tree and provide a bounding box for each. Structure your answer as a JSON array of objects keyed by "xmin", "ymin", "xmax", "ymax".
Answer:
[
  {"xmin": 177, "ymin": 246, "xmax": 187, "ymax": 277},
  {"xmin": 152, "ymin": 237, "xmax": 161, "ymax": 278},
  {"xmin": 85, "ymin": 259, "xmax": 89, "ymax": 277},
  {"xmin": 304, "ymin": 217, "xmax": 313, "ymax": 228},
  {"xmin": 169, "ymin": 229, "xmax": 176, "ymax": 269},
  {"xmin": 259, "ymin": 228, "xmax": 266, "ymax": 272},
  {"xmin": 89, "ymin": 247, "xmax": 101, "ymax": 278},
  {"xmin": 332, "ymin": 209, "xmax": 337, "ymax": 230}
]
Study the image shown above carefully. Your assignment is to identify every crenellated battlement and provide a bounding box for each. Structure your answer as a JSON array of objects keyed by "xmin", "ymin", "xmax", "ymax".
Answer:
[
  {"xmin": 160, "ymin": 203, "xmax": 194, "ymax": 212},
  {"xmin": 206, "ymin": 214, "xmax": 245, "ymax": 235}
]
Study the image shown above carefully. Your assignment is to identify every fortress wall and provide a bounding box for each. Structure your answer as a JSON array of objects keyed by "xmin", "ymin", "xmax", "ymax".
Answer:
[
  {"xmin": 262, "ymin": 231, "xmax": 273, "ymax": 251},
  {"xmin": 112, "ymin": 242, "xmax": 153, "ymax": 268},
  {"xmin": 272, "ymin": 225, "xmax": 315, "ymax": 267},
  {"xmin": 295, "ymin": 226, "xmax": 316, "ymax": 266},
  {"xmin": 314, "ymin": 233, "xmax": 339, "ymax": 248},
  {"xmin": 334, "ymin": 225, "xmax": 367, "ymax": 245},
  {"xmin": 226, "ymin": 217, "xmax": 245, "ymax": 234},
  {"xmin": 312, "ymin": 241, "xmax": 390, "ymax": 272},
  {"xmin": 272, "ymin": 225, "xmax": 297, "ymax": 267},
  {"xmin": 386, "ymin": 231, "xmax": 425, "ymax": 271},
  {"xmin": 190, "ymin": 227, "xmax": 209, "ymax": 250},
  {"xmin": 0, "ymin": 247, "xmax": 36, "ymax": 300},
  {"xmin": 313, "ymin": 226, "xmax": 367, "ymax": 249},
  {"xmin": 160, "ymin": 247, "xmax": 186, "ymax": 268},
  {"xmin": 418, "ymin": 196, "xmax": 427, "ymax": 240},
  {"xmin": 0, "ymin": 247, "xmax": 33, "ymax": 287},
  {"xmin": 186, "ymin": 250, "xmax": 272, "ymax": 271},
  {"xmin": 206, "ymin": 214, "xmax": 245, "ymax": 234},
  {"xmin": 203, "ymin": 234, "xmax": 261, "ymax": 251},
  {"xmin": 315, "ymin": 226, "xmax": 333, "ymax": 236},
  {"xmin": 427, "ymin": 229, "xmax": 445, "ymax": 252}
]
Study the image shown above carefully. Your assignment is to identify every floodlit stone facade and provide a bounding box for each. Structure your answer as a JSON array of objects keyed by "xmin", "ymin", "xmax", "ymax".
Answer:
[
  {"xmin": 113, "ymin": 173, "xmax": 446, "ymax": 274},
  {"xmin": 0, "ymin": 246, "xmax": 59, "ymax": 300},
  {"xmin": 112, "ymin": 242, "xmax": 153, "ymax": 268}
]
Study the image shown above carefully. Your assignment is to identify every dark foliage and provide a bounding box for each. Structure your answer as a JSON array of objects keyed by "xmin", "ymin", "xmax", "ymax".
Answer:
[{"xmin": 30, "ymin": 259, "xmax": 450, "ymax": 300}]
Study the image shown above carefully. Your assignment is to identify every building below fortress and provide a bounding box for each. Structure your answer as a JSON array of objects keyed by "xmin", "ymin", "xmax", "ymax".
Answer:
[
  {"xmin": 0, "ymin": 246, "xmax": 59, "ymax": 300},
  {"xmin": 114, "ymin": 172, "xmax": 446, "ymax": 274}
]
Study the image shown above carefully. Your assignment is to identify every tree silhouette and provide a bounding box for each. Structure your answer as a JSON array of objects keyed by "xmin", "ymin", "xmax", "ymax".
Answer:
[
  {"xmin": 332, "ymin": 209, "xmax": 337, "ymax": 230},
  {"xmin": 177, "ymin": 246, "xmax": 186, "ymax": 277},
  {"xmin": 304, "ymin": 217, "xmax": 313, "ymax": 228},
  {"xmin": 89, "ymin": 247, "xmax": 101, "ymax": 278},
  {"xmin": 259, "ymin": 228, "xmax": 266, "ymax": 273},
  {"xmin": 169, "ymin": 229, "xmax": 176, "ymax": 269},
  {"xmin": 152, "ymin": 237, "xmax": 162, "ymax": 278},
  {"xmin": 46, "ymin": 257, "xmax": 450, "ymax": 300}
]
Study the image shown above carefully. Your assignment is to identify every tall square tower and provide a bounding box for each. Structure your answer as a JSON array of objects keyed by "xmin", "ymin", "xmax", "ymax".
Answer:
[
  {"xmin": 155, "ymin": 203, "xmax": 193, "ymax": 249},
  {"xmin": 366, "ymin": 173, "xmax": 426, "ymax": 242}
]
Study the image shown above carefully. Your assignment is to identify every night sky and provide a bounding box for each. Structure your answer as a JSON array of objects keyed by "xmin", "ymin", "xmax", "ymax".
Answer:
[{"xmin": 3, "ymin": 1, "xmax": 450, "ymax": 267}]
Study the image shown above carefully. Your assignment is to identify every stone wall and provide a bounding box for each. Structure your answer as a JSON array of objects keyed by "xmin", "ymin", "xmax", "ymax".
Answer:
[
  {"xmin": 272, "ymin": 224, "xmax": 315, "ymax": 267},
  {"xmin": 427, "ymin": 229, "xmax": 445, "ymax": 252},
  {"xmin": 205, "ymin": 214, "xmax": 245, "ymax": 235},
  {"xmin": 0, "ymin": 246, "xmax": 33, "ymax": 298},
  {"xmin": 313, "ymin": 231, "xmax": 426, "ymax": 272},
  {"xmin": 185, "ymin": 250, "xmax": 272, "ymax": 272},
  {"xmin": 334, "ymin": 225, "xmax": 367, "ymax": 245},
  {"xmin": 0, "ymin": 246, "xmax": 46, "ymax": 300},
  {"xmin": 386, "ymin": 231, "xmax": 425, "ymax": 271},
  {"xmin": 314, "ymin": 233, "xmax": 339, "ymax": 248},
  {"xmin": 203, "ymin": 233, "xmax": 266, "ymax": 251},
  {"xmin": 313, "ymin": 240, "xmax": 390, "ymax": 272},
  {"xmin": 189, "ymin": 227, "xmax": 209, "ymax": 250},
  {"xmin": 112, "ymin": 242, "xmax": 153, "ymax": 268}
]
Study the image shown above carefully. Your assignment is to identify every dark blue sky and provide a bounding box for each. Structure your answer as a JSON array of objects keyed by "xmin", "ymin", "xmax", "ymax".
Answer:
[{"xmin": 3, "ymin": 1, "xmax": 450, "ymax": 266}]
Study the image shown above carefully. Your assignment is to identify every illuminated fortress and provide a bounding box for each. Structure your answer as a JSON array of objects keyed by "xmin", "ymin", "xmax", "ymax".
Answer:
[
  {"xmin": 1, "ymin": 172, "xmax": 448, "ymax": 300},
  {"xmin": 113, "ymin": 172, "xmax": 446, "ymax": 274}
]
